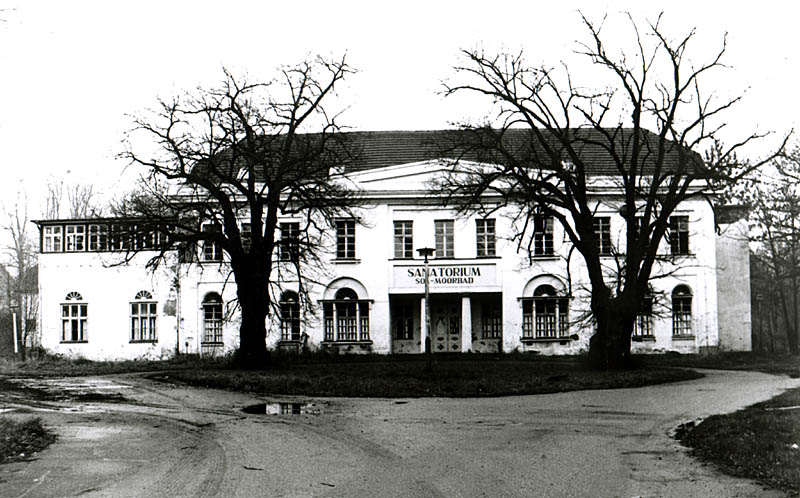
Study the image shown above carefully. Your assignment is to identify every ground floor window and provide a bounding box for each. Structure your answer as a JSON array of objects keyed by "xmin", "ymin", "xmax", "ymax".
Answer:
[
  {"xmin": 131, "ymin": 290, "xmax": 157, "ymax": 342},
  {"xmin": 61, "ymin": 292, "xmax": 87, "ymax": 342},
  {"xmin": 202, "ymin": 292, "xmax": 223, "ymax": 343},
  {"xmin": 280, "ymin": 291, "xmax": 301, "ymax": 341},
  {"xmin": 632, "ymin": 295, "xmax": 654, "ymax": 338},
  {"xmin": 323, "ymin": 287, "xmax": 370, "ymax": 342},
  {"xmin": 392, "ymin": 302, "xmax": 414, "ymax": 340},
  {"xmin": 482, "ymin": 303, "xmax": 502, "ymax": 339},
  {"xmin": 672, "ymin": 285, "xmax": 693, "ymax": 336},
  {"xmin": 522, "ymin": 285, "xmax": 568, "ymax": 339}
]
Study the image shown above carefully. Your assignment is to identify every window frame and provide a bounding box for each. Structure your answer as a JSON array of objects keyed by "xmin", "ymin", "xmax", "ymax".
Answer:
[
  {"xmin": 435, "ymin": 219, "xmax": 455, "ymax": 259},
  {"xmin": 279, "ymin": 222, "xmax": 301, "ymax": 263},
  {"xmin": 202, "ymin": 293, "xmax": 224, "ymax": 344},
  {"xmin": 43, "ymin": 225, "xmax": 63, "ymax": 253},
  {"xmin": 671, "ymin": 285, "xmax": 693, "ymax": 337},
  {"xmin": 669, "ymin": 216, "xmax": 690, "ymax": 256},
  {"xmin": 201, "ymin": 223, "xmax": 223, "ymax": 262},
  {"xmin": 60, "ymin": 292, "xmax": 87, "ymax": 343},
  {"xmin": 532, "ymin": 215, "xmax": 554, "ymax": 256},
  {"xmin": 393, "ymin": 221, "xmax": 414, "ymax": 259},
  {"xmin": 521, "ymin": 285, "xmax": 569, "ymax": 340},
  {"xmin": 279, "ymin": 291, "xmax": 301, "ymax": 342},
  {"xmin": 335, "ymin": 219, "xmax": 356, "ymax": 259},
  {"xmin": 475, "ymin": 219, "xmax": 496, "ymax": 258},
  {"xmin": 130, "ymin": 291, "xmax": 158, "ymax": 343},
  {"xmin": 322, "ymin": 287, "xmax": 372, "ymax": 342},
  {"xmin": 593, "ymin": 217, "xmax": 612, "ymax": 256}
]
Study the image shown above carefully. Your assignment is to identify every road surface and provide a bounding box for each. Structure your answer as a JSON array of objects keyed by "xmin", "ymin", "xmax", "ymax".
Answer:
[{"xmin": 0, "ymin": 369, "xmax": 797, "ymax": 498}]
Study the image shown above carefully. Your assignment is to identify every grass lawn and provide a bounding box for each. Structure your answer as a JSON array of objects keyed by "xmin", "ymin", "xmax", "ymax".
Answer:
[
  {"xmin": 0, "ymin": 417, "xmax": 56, "ymax": 464},
  {"xmin": 677, "ymin": 386, "xmax": 800, "ymax": 495},
  {"xmin": 149, "ymin": 355, "xmax": 702, "ymax": 397}
]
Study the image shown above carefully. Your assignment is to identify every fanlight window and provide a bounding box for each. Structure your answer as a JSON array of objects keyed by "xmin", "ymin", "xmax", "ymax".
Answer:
[
  {"xmin": 522, "ymin": 284, "xmax": 569, "ymax": 339},
  {"xmin": 61, "ymin": 292, "xmax": 87, "ymax": 342},
  {"xmin": 131, "ymin": 290, "xmax": 157, "ymax": 342},
  {"xmin": 323, "ymin": 287, "xmax": 370, "ymax": 342},
  {"xmin": 202, "ymin": 292, "xmax": 224, "ymax": 343}
]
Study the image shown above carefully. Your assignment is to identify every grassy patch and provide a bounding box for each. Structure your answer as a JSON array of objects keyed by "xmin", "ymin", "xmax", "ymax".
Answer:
[
  {"xmin": 678, "ymin": 387, "xmax": 800, "ymax": 494},
  {"xmin": 639, "ymin": 352, "xmax": 800, "ymax": 377},
  {"xmin": 152, "ymin": 355, "xmax": 702, "ymax": 397},
  {"xmin": 0, "ymin": 353, "xmax": 226, "ymax": 377},
  {"xmin": 0, "ymin": 417, "xmax": 56, "ymax": 464}
]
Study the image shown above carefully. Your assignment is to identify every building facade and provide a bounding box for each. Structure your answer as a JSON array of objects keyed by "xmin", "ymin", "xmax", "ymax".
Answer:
[{"xmin": 34, "ymin": 132, "xmax": 751, "ymax": 360}]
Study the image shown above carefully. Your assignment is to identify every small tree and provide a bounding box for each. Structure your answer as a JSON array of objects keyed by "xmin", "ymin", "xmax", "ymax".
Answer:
[
  {"xmin": 441, "ymin": 13, "xmax": 782, "ymax": 368},
  {"xmin": 120, "ymin": 56, "xmax": 360, "ymax": 368}
]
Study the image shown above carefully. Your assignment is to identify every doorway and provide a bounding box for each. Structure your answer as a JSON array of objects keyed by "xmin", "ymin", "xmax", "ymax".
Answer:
[{"xmin": 431, "ymin": 296, "xmax": 461, "ymax": 352}]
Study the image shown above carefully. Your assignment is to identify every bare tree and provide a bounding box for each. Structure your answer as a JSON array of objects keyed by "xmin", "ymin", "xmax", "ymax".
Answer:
[
  {"xmin": 119, "ymin": 56, "xmax": 360, "ymax": 368},
  {"xmin": 43, "ymin": 179, "xmax": 99, "ymax": 219},
  {"xmin": 2, "ymin": 196, "xmax": 39, "ymax": 360},
  {"xmin": 440, "ymin": 13, "xmax": 784, "ymax": 368}
]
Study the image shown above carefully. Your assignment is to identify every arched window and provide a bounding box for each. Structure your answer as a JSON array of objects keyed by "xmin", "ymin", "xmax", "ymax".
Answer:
[
  {"xmin": 522, "ymin": 284, "xmax": 569, "ymax": 339},
  {"xmin": 202, "ymin": 292, "xmax": 223, "ymax": 344},
  {"xmin": 323, "ymin": 287, "xmax": 370, "ymax": 342},
  {"xmin": 279, "ymin": 291, "xmax": 301, "ymax": 342},
  {"xmin": 672, "ymin": 285, "xmax": 693, "ymax": 336},
  {"xmin": 131, "ymin": 290, "xmax": 157, "ymax": 342},
  {"xmin": 61, "ymin": 292, "xmax": 87, "ymax": 342}
]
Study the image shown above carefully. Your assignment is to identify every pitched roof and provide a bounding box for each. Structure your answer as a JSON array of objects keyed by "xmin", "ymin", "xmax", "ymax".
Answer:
[{"xmin": 189, "ymin": 128, "xmax": 704, "ymax": 181}]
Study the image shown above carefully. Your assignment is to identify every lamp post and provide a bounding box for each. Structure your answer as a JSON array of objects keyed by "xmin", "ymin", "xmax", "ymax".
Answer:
[{"xmin": 417, "ymin": 247, "xmax": 434, "ymax": 355}]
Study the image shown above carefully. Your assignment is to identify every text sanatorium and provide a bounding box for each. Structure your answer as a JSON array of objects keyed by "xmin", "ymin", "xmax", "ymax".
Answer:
[{"xmin": 408, "ymin": 266, "xmax": 482, "ymax": 285}]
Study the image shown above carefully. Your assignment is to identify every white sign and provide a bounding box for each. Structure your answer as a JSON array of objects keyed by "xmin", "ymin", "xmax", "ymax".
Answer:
[{"xmin": 392, "ymin": 263, "xmax": 498, "ymax": 290}]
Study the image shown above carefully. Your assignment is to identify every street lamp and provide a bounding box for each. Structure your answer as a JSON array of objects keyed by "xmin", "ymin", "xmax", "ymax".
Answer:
[{"xmin": 417, "ymin": 247, "xmax": 434, "ymax": 354}]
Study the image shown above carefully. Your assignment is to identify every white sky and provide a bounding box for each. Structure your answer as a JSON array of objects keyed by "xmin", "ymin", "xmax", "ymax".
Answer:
[{"xmin": 0, "ymin": 1, "xmax": 797, "ymax": 229}]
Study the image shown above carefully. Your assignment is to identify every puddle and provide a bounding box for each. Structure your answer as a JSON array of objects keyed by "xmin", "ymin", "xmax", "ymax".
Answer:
[{"xmin": 242, "ymin": 402, "xmax": 320, "ymax": 415}]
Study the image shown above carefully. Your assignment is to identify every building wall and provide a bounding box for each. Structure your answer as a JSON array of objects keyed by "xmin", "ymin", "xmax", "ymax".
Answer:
[
  {"xmin": 715, "ymin": 217, "xmax": 753, "ymax": 351},
  {"xmin": 35, "ymin": 162, "xmax": 746, "ymax": 359}
]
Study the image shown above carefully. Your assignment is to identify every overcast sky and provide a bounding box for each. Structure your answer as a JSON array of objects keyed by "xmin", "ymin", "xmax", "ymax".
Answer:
[{"xmin": 0, "ymin": 1, "xmax": 797, "ymax": 228}]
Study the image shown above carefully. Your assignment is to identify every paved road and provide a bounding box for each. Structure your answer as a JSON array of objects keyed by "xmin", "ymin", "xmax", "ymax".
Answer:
[{"xmin": 0, "ymin": 369, "xmax": 798, "ymax": 498}]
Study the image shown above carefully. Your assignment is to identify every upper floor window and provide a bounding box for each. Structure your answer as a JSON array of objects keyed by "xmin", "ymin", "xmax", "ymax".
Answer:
[
  {"xmin": 533, "ymin": 215, "xmax": 554, "ymax": 256},
  {"xmin": 279, "ymin": 222, "xmax": 300, "ymax": 263},
  {"xmin": 43, "ymin": 226, "xmax": 62, "ymax": 252},
  {"xmin": 336, "ymin": 219, "xmax": 356, "ymax": 259},
  {"xmin": 476, "ymin": 219, "xmax": 496, "ymax": 257},
  {"xmin": 669, "ymin": 216, "xmax": 690, "ymax": 255},
  {"xmin": 240, "ymin": 223, "xmax": 252, "ymax": 254},
  {"xmin": 65, "ymin": 224, "xmax": 85, "ymax": 252},
  {"xmin": 394, "ymin": 221, "xmax": 414, "ymax": 259},
  {"xmin": 61, "ymin": 292, "xmax": 87, "ymax": 342},
  {"xmin": 279, "ymin": 291, "xmax": 301, "ymax": 341},
  {"xmin": 435, "ymin": 220, "xmax": 454, "ymax": 259},
  {"xmin": 130, "ymin": 290, "xmax": 157, "ymax": 342},
  {"xmin": 88, "ymin": 224, "xmax": 110, "ymax": 251},
  {"xmin": 202, "ymin": 223, "xmax": 223, "ymax": 262},
  {"xmin": 593, "ymin": 217, "xmax": 612, "ymax": 256},
  {"xmin": 672, "ymin": 285, "xmax": 693, "ymax": 336}
]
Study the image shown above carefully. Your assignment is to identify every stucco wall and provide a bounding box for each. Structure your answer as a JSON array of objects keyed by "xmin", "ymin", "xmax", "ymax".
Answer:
[{"xmin": 715, "ymin": 218, "xmax": 752, "ymax": 351}]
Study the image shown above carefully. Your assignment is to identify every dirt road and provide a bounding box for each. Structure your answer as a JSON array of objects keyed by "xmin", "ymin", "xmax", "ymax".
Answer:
[{"xmin": 0, "ymin": 369, "xmax": 797, "ymax": 498}]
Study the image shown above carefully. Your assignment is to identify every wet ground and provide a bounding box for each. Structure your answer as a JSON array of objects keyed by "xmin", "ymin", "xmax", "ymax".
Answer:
[{"xmin": 0, "ymin": 370, "xmax": 798, "ymax": 497}]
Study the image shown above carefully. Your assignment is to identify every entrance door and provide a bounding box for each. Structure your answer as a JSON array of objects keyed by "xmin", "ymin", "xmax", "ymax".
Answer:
[{"xmin": 431, "ymin": 298, "xmax": 461, "ymax": 353}]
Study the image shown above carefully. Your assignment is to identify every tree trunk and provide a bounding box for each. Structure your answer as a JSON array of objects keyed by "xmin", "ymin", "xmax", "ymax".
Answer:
[
  {"xmin": 588, "ymin": 294, "xmax": 636, "ymax": 370},
  {"xmin": 234, "ymin": 274, "xmax": 269, "ymax": 369}
]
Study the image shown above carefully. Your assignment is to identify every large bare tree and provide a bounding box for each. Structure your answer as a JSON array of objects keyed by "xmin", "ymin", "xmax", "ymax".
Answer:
[
  {"xmin": 119, "ymin": 56, "xmax": 360, "ymax": 368},
  {"xmin": 440, "ymin": 13, "xmax": 783, "ymax": 368}
]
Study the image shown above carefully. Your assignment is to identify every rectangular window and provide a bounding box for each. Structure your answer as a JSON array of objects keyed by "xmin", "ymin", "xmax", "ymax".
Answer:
[
  {"xmin": 203, "ymin": 303, "xmax": 223, "ymax": 343},
  {"xmin": 593, "ymin": 217, "xmax": 612, "ymax": 256},
  {"xmin": 323, "ymin": 300, "xmax": 370, "ymax": 342},
  {"xmin": 533, "ymin": 215, "xmax": 554, "ymax": 256},
  {"xmin": 393, "ymin": 221, "xmax": 414, "ymax": 259},
  {"xmin": 336, "ymin": 219, "xmax": 356, "ymax": 259},
  {"xmin": 64, "ymin": 224, "xmax": 85, "ymax": 252},
  {"xmin": 392, "ymin": 303, "xmax": 414, "ymax": 340},
  {"xmin": 632, "ymin": 296, "xmax": 654, "ymax": 338},
  {"xmin": 43, "ymin": 225, "xmax": 63, "ymax": 252},
  {"xmin": 669, "ymin": 216, "xmax": 690, "ymax": 255},
  {"xmin": 435, "ymin": 220, "xmax": 454, "ymax": 258},
  {"xmin": 88, "ymin": 224, "xmax": 109, "ymax": 251},
  {"xmin": 240, "ymin": 223, "xmax": 252, "ymax": 254},
  {"xmin": 522, "ymin": 298, "xmax": 568, "ymax": 339},
  {"xmin": 279, "ymin": 222, "xmax": 300, "ymax": 262},
  {"xmin": 130, "ymin": 302, "xmax": 157, "ymax": 342},
  {"xmin": 482, "ymin": 304, "xmax": 502, "ymax": 339},
  {"xmin": 61, "ymin": 303, "xmax": 87, "ymax": 342},
  {"xmin": 202, "ymin": 223, "xmax": 223, "ymax": 262},
  {"xmin": 280, "ymin": 298, "xmax": 301, "ymax": 341},
  {"xmin": 476, "ymin": 219, "xmax": 496, "ymax": 257}
]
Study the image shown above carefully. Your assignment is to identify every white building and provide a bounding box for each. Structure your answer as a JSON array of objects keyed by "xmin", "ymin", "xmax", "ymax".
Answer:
[{"xmin": 34, "ymin": 131, "xmax": 751, "ymax": 360}]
